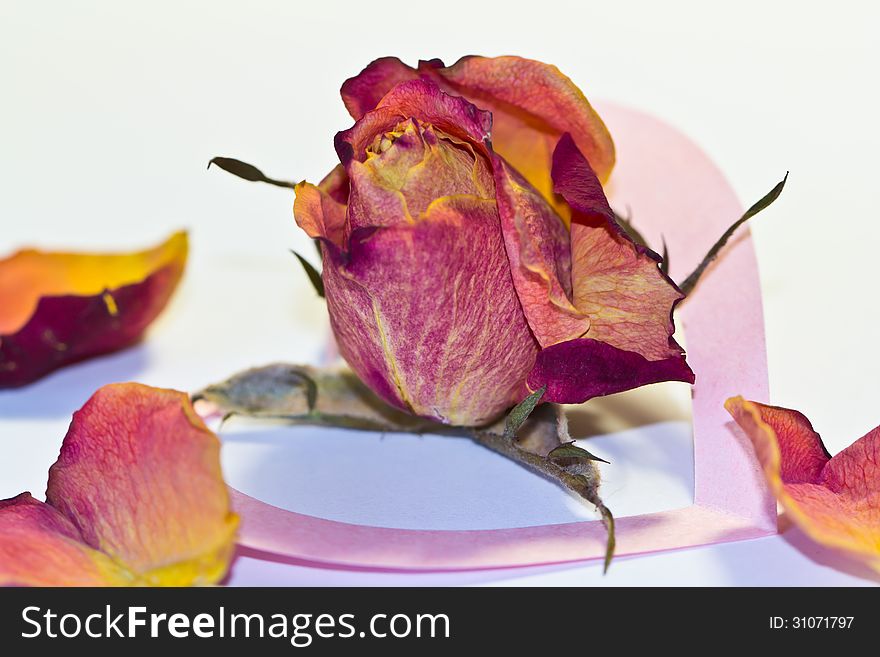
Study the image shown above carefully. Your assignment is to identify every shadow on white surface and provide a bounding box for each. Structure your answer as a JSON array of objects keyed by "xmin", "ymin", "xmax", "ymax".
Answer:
[
  {"xmin": 0, "ymin": 346, "xmax": 151, "ymax": 418},
  {"xmin": 221, "ymin": 422, "xmax": 599, "ymax": 530},
  {"xmin": 219, "ymin": 416, "xmax": 694, "ymax": 531},
  {"xmin": 774, "ymin": 516, "xmax": 880, "ymax": 585}
]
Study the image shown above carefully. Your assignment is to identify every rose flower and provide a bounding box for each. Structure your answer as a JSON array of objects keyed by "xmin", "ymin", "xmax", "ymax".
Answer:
[{"xmin": 294, "ymin": 56, "xmax": 693, "ymax": 426}]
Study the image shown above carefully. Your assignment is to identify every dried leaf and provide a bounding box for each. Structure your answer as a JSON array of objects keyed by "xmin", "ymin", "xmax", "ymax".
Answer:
[
  {"xmin": 660, "ymin": 236, "xmax": 670, "ymax": 276},
  {"xmin": 548, "ymin": 442, "xmax": 610, "ymax": 465},
  {"xmin": 207, "ymin": 157, "xmax": 297, "ymax": 190},
  {"xmin": 595, "ymin": 499, "xmax": 615, "ymax": 574},
  {"xmin": 503, "ymin": 386, "xmax": 546, "ymax": 440},
  {"xmin": 194, "ymin": 364, "xmax": 441, "ymax": 433},
  {"xmin": 679, "ymin": 173, "xmax": 788, "ymax": 296},
  {"xmin": 613, "ymin": 208, "xmax": 649, "ymax": 248},
  {"xmin": 291, "ymin": 250, "xmax": 324, "ymax": 298}
]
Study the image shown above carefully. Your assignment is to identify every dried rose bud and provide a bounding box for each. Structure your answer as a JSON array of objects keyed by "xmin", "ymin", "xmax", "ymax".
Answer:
[{"xmin": 294, "ymin": 57, "xmax": 693, "ymax": 426}]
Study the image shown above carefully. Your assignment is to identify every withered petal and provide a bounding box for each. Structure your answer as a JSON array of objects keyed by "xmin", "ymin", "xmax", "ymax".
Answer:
[
  {"xmin": 529, "ymin": 338, "xmax": 694, "ymax": 404},
  {"xmin": 336, "ymin": 79, "xmax": 492, "ymax": 167},
  {"xmin": 0, "ymin": 232, "xmax": 187, "ymax": 387},
  {"xmin": 492, "ymin": 154, "xmax": 590, "ymax": 347},
  {"xmin": 0, "ymin": 493, "xmax": 131, "ymax": 586},
  {"xmin": 553, "ymin": 134, "xmax": 689, "ymax": 363},
  {"xmin": 321, "ymin": 196, "xmax": 538, "ymax": 426},
  {"xmin": 726, "ymin": 397, "xmax": 880, "ymax": 571},
  {"xmin": 338, "ymin": 55, "xmax": 615, "ymax": 214},
  {"xmin": 45, "ymin": 383, "xmax": 239, "ymax": 585},
  {"xmin": 341, "ymin": 56, "xmax": 419, "ymax": 120}
]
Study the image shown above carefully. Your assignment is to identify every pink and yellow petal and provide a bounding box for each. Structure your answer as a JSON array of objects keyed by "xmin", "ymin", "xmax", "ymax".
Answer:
[
  {"xmin": 347, "ymin": 118, "xmax": 494, "ymax": 228},
  {"xmin": 45, "ymin": 383, "xmax": 239, "ymax": 586},
  {"xmin": 341, "ymin": 56, "xmax": 419, "ymax": 120},
  {"xmin": 518, "ymin": 135, "xmax": 693, "ymax": 404},
  {"xmin": 375, "ymin": 79, "xmax": 492, "ymax": 147},
  {"xmin": 319, "ymin": 238, "xmax": 411, "ymax": 413},
  {"xmin": 318, "ymin": 163, "xmax": 350, "ymax": 206},
  {"xmin": 339, "ymin": 56, "xmax": 613, "ymax": 215},
  {"xmin": 337, "ymin": 80, "xmax": 493, "ymax": 166},
  {"xmin": 726, "ymin": 397, "xmax": 880, "ymax": 571},
  {"xmin": 554, "ymin": 134, "xmax": 687, "ymax": 362},
  {"xmin": 394, "ymin": 122, "xmax": 495, "ymax": 215},
  {"xmin": 0, "ymin": 232, "xmax": 187, "ymax": 387},
  {"xmin": 492, "ymin": 155, "xmax": 590, "ymax": 347},
  {"xmin": 421, "ymin": 56, "xmax": 615, "ymax": 207},
  {"xmin": 0, "ymin": 493, "xmax": 131, "ymax": 586},
  {"xmin": 345, "ymin": 160, "xmax": 413, "ymax": 234},
  {"xmin": 324, "ymin": 196, "xmax": 538, "ymax": 426}
]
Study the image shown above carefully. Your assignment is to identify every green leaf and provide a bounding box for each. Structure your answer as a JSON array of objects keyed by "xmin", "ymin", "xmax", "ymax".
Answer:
[
  {"xmin": 291, "ymin": 250, "xmax": 325, "ymax": 298},
  {"xmin": 298, "ymin": 370, "xmax": 319, "ymax": 413},
  {"xmin": 598, "ymin": 502, "xmax": 616, "ymax": 574},
  {"xmin": 208, "ymin": 156, "xmax": 297, "ymax": 190},
  {"xmin": 503, "ymin": 386, "xmax": 547, "ymax": 440},
  {"xmin": 547, "ymin": 442, "xmax": 610, "ymax": 465},
  {"xmin": 616, "ymin": 208, "xmax": 672, "ymax": 278},
  {"xmin": 660, "ymin": 236, "xmax": 670, "ymax": 276},
  {"xmin": 679, "ymin": 173, "xmax": 788, "ymax": 296},
  {"xmin": 613, "ymin": 208, "xmax": 649, "ymax": 248}
]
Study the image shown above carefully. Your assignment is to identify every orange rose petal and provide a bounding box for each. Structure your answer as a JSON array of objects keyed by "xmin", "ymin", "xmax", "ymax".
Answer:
[
  {"xmin": 726, "ymin": 397, "xmax": 880, "ymax": 571},
  {"xmin": 45, "ymin": 383, "xmax": 239, "ymax": 586},
  {"xmin": 293, "ymin": 181, "xmax": 347, "ymax": 248},
  {"xmin": 318, "ymin": 163, "xmax": 351, "ymax": 205},
  {"xmin": 0, "ymin": 232, "xmax": 187, "ymax": 387},
  {"xmin": 0, "ymin": 493, "xmax": 130, "ymax": 586}
]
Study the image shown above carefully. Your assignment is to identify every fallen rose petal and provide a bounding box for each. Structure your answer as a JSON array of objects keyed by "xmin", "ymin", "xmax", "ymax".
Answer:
[
  {"xmin": 47, "ymin": 383, "xmax": 239, "ymax": 585},
  {"xmin": 0, "ymin": 493, "xmax": 130, "ymax": 586},
  {"xmin": 0, "ymin": 232, "xmax": 187, "ymax": 387},
  {"xmin": 0, "ymin": 383, "xmax": 238, "ymax": 586},
  {"xmin": 726, "ymin": 397, "xmax": 880, "ymax": 571}
]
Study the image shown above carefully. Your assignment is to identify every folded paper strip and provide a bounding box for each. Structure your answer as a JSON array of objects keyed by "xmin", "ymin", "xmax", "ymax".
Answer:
[
  {"xmin": 229, "ymin": 102, "xmax": 778, "ymax": 570},
  {"xmin": 0, "ymin": 383, "xmax": 238, "ymax": 586},
  {"xmin": 727, "ymin": 397, "xmax": 880, "ymax": 572},
  {"xmin": 0, "ymin": 232, "xmax": 187, "ymax": 387}
]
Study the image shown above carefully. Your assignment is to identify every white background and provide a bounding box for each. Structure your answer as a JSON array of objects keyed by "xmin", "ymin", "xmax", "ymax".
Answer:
[{"xmin": 1, "ymin": 0, "xmax": 878, "ymax": 585}]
